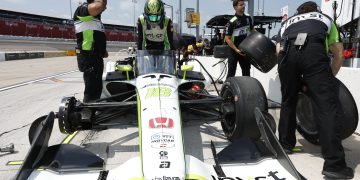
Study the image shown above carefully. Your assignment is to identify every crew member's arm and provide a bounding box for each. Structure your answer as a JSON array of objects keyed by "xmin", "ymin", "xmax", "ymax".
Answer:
[
  {"xmin": 275, "ymin": 31, "xmax": 281, "ymax": 57},
  {"xmin": 137, "ymin": 18, "xmax": 143, "ymax": 50},
  {"xmin": 167, "ymin": 19, "xmax": 175, "ymax": 50},
  {"xmin": 88, "ymin": 0, "xmax": 107, "ymax": 16},
  {"xmin": 225, "ymin": 36, "xmax": 245, "ymax": 56},
  {"xmin": 249, "ymin": 16, "xmax": 256, "ymax": 32},
  {"xmin": 328, "ymin": 21, "xmax": 344, "ymax": 76},
  {"xmin": 276, "ymin": 43, "xmax": 281, "ymax": 56},
  {"xmin": 330, "ymin": 42, "xmax": 344, "ymax": 76}
]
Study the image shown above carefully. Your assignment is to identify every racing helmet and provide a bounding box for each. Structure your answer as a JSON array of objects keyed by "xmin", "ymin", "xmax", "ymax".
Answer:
[{"xmin": 144, "ymin": 0, "xmax": 165, "ymax": 23}]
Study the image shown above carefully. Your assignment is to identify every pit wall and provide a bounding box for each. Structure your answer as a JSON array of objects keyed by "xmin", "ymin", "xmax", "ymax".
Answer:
[{"xmin": 0, "ymin": 50, "xmax": 76, "ymax": 61}]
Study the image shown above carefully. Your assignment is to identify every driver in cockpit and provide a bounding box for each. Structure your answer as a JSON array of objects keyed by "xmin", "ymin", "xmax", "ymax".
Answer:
[{"xmin": 137, "ymin": 0, "xmax": 175, "ymax": 51}]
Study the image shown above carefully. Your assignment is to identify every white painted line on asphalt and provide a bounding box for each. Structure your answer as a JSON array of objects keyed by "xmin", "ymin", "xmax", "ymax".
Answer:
[{"xmin": 0, "ymin": 70, "xmax": 79, "ymax": 92}]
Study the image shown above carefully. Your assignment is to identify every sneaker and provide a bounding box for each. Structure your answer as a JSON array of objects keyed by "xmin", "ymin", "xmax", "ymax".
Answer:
[
  {"xmin": 283, "ymin": 148, "xmax": 293, "ymax": 154},
  {"xmin": 283, "ymin": 147, "xmax": 302, "ymax": 154},
  {"xmin": 322, "ymin": 167, "xmax": 354, "ymax": 179}
]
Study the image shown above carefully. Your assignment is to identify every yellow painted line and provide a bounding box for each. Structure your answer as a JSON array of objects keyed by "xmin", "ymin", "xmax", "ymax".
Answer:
[
  {"xmin": 61, "ymin": 131, "xmax": 78, "ymax": 144},
  {"xmin": 186, "ymin": 174, "xmax": 207, "ymax": 180},
  {"xmin": 6, "ymin": 161, "xmax": 23, "ymax": 165},
  {"xmin": 48, "ymin": 77, "xmax": 64, "ymax": 83}
]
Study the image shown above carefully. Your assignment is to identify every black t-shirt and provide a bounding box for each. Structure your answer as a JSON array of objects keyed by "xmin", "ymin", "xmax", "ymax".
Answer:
[
  {"xmin": 276, "ymin": 12, "xmax": 335, "ymax": 43},
  {"xmin": 226, "ymin": 14, "xmax": 254, "ymax": 47},
  {"xmin": 73, "ymin": 3, "xmax": 106, "ymax": 56}
]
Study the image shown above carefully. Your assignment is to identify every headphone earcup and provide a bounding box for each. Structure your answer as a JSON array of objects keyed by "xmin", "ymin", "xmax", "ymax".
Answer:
[
  {"xmin": 143, "ymin": 13, "xmax": 148, "ymax": 21},
  {"xmin": 317, "ymin": 6, "xmax": 322, "ymax": 13},
  {"xmin": 160, "ymin": 1, "xmax": 165, "ymax": 16}
]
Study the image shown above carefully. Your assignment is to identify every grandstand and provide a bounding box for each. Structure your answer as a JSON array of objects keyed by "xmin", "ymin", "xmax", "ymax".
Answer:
[{"xmin": 0, "ymin": 9, "xmax": 135, "ymax": 42}]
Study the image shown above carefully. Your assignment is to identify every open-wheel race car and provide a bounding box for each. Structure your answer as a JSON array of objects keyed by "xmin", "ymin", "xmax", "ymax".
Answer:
[{"xmin": 16, "ymin": 50, "xmax": 305, "ymax": 180}]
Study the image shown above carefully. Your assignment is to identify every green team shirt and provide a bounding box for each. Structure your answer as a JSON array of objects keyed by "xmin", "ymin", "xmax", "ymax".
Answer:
[{"xmin": 73, "ymin": 3, "xmax": 107, "ymax": 56}]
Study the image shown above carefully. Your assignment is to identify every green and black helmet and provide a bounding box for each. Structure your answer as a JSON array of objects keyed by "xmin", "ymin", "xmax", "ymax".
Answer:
[{"xmin": 144, "ymin": 0, "xmax": 165, "ymax": 23}]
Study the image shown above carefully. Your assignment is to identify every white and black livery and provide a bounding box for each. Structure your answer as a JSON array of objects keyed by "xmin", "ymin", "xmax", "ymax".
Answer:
[{"xmin": 16, "ymin": 49, "xmax": 305, "ymax": 180}]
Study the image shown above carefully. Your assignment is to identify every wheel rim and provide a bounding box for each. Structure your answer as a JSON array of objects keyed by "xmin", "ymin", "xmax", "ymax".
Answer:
[{"xmin": 222, "ymin": 87, "xmax": 236, "ymax": 136}]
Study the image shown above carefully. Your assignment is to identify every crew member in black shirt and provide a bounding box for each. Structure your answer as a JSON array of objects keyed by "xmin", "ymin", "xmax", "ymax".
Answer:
[
  {"xmin": 225, "ymin": 0, "xmax": 255, "ymax": 78},
  {"xmin": 276, "ymin": 1, "xmax": 353, "ymax": 179},
  {"xmin": 74, "ymin": 0, "xmax": 108, "ymax": 102}
]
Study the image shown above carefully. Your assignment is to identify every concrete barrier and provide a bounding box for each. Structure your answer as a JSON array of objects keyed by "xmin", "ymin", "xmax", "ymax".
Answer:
[
  {"xmin": 252, "ymin": 65, "xmax": 360, "ymax": 134},
  {"xmin": 2, "ymin": 52, "xmax": 46, "ymax": 61},
  {"xmin": 29, "ymin": 52, "xmax": 44, "ymax": 59},
  {"xmin": 5, "ymin": 53, "xmax": 22, "ymax": 60},
  {"xmin": 43, "ymin": 51, "xmax": 67, "ymax": 58},
  {"xmin": 0, "ymin": 52, "xmax": 5, "ymax": 62},
  {"xmin": 194, "ymin": 55, "xmax": 360, "ymax": 133},
  {"xmin": 65, "ymin": 50, "xmax": 76, "ymax": 56},
  {"xmin": 1, "ymin": 49, "xmax": 126, "ymax": 62}
]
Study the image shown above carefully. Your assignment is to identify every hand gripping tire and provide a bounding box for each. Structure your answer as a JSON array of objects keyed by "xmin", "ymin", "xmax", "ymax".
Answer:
[
  {"xmin": 296, "ymin": 78, "xmax": 358, "ymax": 145},
  {"xmin": 213, "ymin": 45, "xmax": 230, "ymax": 59},
  {"xmin": 220, "ymin": 77, "xmax": 268, "ymax": 141}
]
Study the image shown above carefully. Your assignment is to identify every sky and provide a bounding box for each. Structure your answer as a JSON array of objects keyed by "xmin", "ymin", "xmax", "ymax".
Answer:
[{"xmin": 0, "ymin": 0, "xmax": 322, "ymax": 36}]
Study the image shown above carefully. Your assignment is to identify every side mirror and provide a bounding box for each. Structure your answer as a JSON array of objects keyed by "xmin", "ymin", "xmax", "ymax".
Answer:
[
  {"xmin": 180, "ymin": 65, "xmax": 194, "ymax": 80},
  {"xmin": 118, "ymin": 65, "xmax": 133, "ymax": 72},
  {"xmin": 118, "ymin": 65, "xmax": 133, "ymax": 80},
  {"xmin": 181, "ymin": 64, "xmax": 194, "ymax": 71}
]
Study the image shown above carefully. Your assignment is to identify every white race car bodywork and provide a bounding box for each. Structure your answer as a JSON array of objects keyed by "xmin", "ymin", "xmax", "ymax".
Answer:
[
  {"xmin": 135, "ymin": 74, "xmax": 187, "ymax": 179},
  {"xmin": 24, "ymin": 51, "xmax": 300, "ymax": 180}
]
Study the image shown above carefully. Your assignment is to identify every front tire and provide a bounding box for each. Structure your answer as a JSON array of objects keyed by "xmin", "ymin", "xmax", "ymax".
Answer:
[{"xmin": 220, "ymin": 77, "xmax": 268, "ymax": 141}]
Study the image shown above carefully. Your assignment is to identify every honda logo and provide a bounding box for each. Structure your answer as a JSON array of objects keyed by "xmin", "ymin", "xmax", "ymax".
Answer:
[{"xmin": 149, "ymin": 117, "xmax": 174, "ymax": 128}]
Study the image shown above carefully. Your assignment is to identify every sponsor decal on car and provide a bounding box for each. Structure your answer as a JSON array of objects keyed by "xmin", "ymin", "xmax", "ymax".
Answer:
[
  {"xmin": 211, "ymin": 170, "xmax": 286, "ymax": 179},
  {"xmin": 152, "ymin": 176, "xmax": 180, "ymax": 180},
  {"xmin": 159, "ymin": 151, "xmax": 168, "ymax": 159},
  {"xmin": 150, "ymin": 117, "xmax": 174, "ymax": 128},
  {"xmin": 151, "ymin": 133, "xmax": 175, "ymax": 149},
  {"xmin": 159, "ymin": 161, "xmax": 171, "ymax": 168},
  {"xmin": 146, "ymin": 87, "xmax": 172, "ymax": 98},
  {"xmin": 141, "ymin": 83, "xmax": 176, "ymax": 89}
]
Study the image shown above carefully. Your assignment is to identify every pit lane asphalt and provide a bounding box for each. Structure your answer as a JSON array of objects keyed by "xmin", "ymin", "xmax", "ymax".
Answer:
[{"xmin": 0, "ymin": 54, "xmax": 359, "ymax": 180}]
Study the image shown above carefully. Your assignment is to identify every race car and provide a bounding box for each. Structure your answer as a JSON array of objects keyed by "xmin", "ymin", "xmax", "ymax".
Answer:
[{"xmin": 16, "ymin": 50, "xmax": 304, "ymax": 180}]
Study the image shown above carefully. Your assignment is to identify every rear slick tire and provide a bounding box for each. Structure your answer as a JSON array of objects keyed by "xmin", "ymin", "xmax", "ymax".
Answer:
[{"xmin": 296, "ymin": 78, "xmax": 358, "ymax": 145}]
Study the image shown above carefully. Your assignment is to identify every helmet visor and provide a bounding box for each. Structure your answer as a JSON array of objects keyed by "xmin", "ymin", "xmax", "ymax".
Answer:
[{"xmin": 148, "ymin": 15, "xmax": 161, "ymax": 22}]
